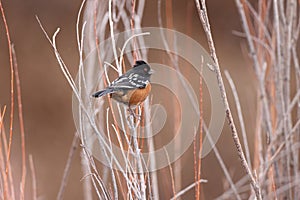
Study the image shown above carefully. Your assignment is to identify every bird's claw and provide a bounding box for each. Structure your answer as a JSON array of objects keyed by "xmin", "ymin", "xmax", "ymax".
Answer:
[{"xmin": 127, "ymin": 108, "xmax": 141, "ymax": 121}]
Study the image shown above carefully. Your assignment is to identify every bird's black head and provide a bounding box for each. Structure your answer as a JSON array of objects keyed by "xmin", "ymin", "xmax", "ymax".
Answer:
[
  {"xmin": 132, "ymin": 60, "xmax": 154, "ymax": 78},
  {"xmin": 134, "ymin": 60, "xmax": 147, "ymax": 67}
]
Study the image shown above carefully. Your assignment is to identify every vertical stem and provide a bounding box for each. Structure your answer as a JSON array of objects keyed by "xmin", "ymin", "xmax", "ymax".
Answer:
[
  {"xmin": 29, "ymin": 155, "xmax": 37, "ymax": 200},
  {"xmin": 196, "ymin": 58, "xmax": 204, "ymax": 200},
  {"xmin": 235, "ymin": 0, "xmax": 273, "ymax": 144},
  {"xmin": 57, "ymin": 134, "xmax": 79, "ymax": 200},
  {"xmin": 81, "ymin": 150, "xmax": 93, "ymax": 200},
  {"xmin": 128, "ymin": 116, "xmax": 146, "ymax": 200},
  {"xmin": 194, "ymin": 0, "xmax": 262, "ymax": 199},
  {"xmin": 12, "ymin": 45, "xmax": 27, "ymax": 200},
  {"xmin": 0, "ymin": 0, "xmax": 14, "ymax": 176},
  {"xmin": 144, "ymin": 100, "xmax": 159, "ymax": 199}
]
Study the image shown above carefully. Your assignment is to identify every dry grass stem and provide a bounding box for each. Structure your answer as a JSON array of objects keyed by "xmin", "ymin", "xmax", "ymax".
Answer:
[{"xmin": 195, "ymin": 0, "xmax": 262, "ymax": 199}]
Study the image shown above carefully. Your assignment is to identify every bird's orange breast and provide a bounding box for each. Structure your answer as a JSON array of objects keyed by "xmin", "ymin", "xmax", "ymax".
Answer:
[{"xmin": 128, "ymin": 83, "xmax": 151, "ymax": 106}]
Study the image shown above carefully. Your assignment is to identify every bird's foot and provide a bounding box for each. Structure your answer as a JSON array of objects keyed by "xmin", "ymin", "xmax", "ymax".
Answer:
[{"xmin": 127, "ymin": 107, "xmax": 141, "ymax": 121}]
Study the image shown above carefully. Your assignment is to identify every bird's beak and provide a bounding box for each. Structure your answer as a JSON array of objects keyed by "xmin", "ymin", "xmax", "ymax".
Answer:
[{"xmin": 149, "ymin": 69, "xmax": 155, "ymax": 74}]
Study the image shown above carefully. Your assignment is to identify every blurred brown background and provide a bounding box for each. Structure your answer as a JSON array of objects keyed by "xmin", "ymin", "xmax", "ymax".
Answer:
[{"xmin": 0, "ymin": 0, "xmax": 257, "ymax": 199}]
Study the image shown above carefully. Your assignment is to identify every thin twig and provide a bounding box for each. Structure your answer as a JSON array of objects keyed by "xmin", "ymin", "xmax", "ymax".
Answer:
[
  {"xmin": 235, "ymin": 0, "xmax": 273, "ymax": 145},
  {"xmin": 0, "ymin": 114, "xmax": 15, "ymax": 200},
  {"xmin": 225, "ymin": 70, "xmax": 252, "ymax": 169},
  {"xmin": 0, "ymin": 106, "xmax": 6, "ymax": 130},
  {"xmin": 144, "ymin": 99, "xmax": 159, "ymax": 199},
  {"xmin": 127, "ymin": 116, "xmax": 146, "ymax": 200},
  {"xmin": 105, "ymin": 108, "xmax": 118, "ymax": 200},
  {"xmin": 57, "ymin": 134, "xmax": 80, "ymax": 200},
  {"xmin": 196, "ymin": 57, "xmax": 204, "ymax": 200},
  {"xmin": 203, "ymin": 122, "xmax": 242, "ymax": 200},
  {"xmin": 170, "ymin": 179, "xmax": 208, "ymax": 200},
  {"xmin": 80, "ymin": 151, "xmax": 100, "ymax": 200},
  {"xmin": 108, "ymin": 0, "xmax": 121, "ymax": 73},
  {"xmin": 193, "ymin": 132, "xmax": 198, "ymax": 200},
  {"xmin": 163, "ymin": 147, "xmax": 176, "ymax": 198},
  {"xmin": 194, "ymin": 0, "xmax": 262, "ymax": 199},
  {"xmin": 29, "ymin": 155, "xmax": 37, "ymax": 200},
  {"xmin": 0, "ymin": 107, "xmax": 10, "ymax": 199},
  {"xmin": 0, "ymin": 0, "xmax": 14, "ymax": 175},
  {"xmin": 12, "ymin": 45, "xmax": 27, "ymax": 200}
]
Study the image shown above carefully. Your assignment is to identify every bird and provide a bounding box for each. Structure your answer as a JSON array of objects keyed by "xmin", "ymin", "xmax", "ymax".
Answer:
[{"xmin": 92, "ymin": 60, "xmax": 154, "ymax": 115}]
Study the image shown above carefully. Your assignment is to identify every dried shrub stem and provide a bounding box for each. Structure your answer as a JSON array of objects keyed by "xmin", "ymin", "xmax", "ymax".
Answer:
[
  {"xmin": 0, "ymin": 0, "xmax": 14, "ymax": 176},
  {"xmin": 194, "ymin": 0, "xmax": 262, "ymax": 199}
]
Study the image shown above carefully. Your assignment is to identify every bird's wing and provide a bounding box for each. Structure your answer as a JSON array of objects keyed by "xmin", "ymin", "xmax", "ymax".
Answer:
[{"xmin": 110, "ymin": 75, "xmax": 148, "ymax": 90}]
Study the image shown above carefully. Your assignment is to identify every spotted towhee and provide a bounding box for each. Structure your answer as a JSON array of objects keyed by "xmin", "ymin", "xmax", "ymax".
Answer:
[{"xmin": 92, "ymin": 60, "xmax": 154, "ymax": 114}]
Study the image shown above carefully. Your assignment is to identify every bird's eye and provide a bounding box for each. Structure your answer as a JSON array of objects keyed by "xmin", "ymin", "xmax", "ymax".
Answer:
[{"xmin": 144, "ymin": 67, "xmax": 148, "ymax": 72}]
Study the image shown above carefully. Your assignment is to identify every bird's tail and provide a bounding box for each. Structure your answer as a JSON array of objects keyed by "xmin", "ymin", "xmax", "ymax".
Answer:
[{"xmin": 92, "ymin": 88, "xmax": 114, "ymax": 98}]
